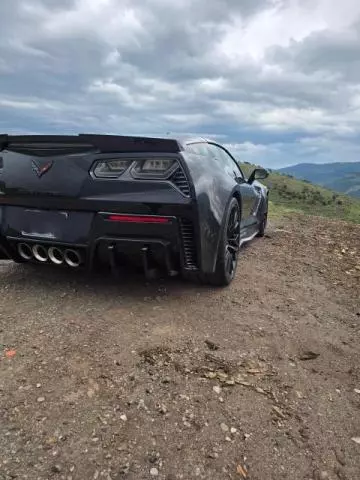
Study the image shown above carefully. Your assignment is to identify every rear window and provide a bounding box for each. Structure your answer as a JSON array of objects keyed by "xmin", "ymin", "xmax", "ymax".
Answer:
[{"xmin": 185, "ymin": 142, "xmax": 210, "ymax": 156}]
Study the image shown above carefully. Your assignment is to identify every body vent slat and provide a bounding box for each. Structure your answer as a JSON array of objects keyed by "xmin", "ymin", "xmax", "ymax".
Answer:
[
  {"xmin": 170, "ymin": 167, "xmax": 191, "ymax": 196},
  {"xmin": 179, "ymin": 219, "xmax": 198, "ymax": 270}
]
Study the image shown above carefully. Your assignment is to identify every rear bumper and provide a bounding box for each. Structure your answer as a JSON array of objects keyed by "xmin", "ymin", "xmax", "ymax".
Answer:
[{"xmin": 0, "ymin": 207, "xmax": 199, "ymax": 277}]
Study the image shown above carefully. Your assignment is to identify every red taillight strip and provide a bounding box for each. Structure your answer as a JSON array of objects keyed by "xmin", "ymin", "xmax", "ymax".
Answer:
[{"xmin": 107, "ymin": 214, "xmax": 170, "ymax": 224}]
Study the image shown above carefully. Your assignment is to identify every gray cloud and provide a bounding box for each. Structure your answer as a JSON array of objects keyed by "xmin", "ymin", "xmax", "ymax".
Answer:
[
  {"xmin": 269, "ymin": 26, "xmax": 360, "ymax": 83},
  {"xmin": 0, "ymin": 0, "xmax": 360, "ymax": 167}
]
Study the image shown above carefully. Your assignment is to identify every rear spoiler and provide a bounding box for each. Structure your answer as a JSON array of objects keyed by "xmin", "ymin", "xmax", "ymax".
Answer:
[{"xmin": 0, "ymin": 133, "xmax": 182, "ymax": 155}]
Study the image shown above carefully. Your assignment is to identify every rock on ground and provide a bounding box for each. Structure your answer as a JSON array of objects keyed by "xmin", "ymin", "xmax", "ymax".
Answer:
[{"xmin": 0, "ymin": 214, "xmax": 359, "ymax": 479}]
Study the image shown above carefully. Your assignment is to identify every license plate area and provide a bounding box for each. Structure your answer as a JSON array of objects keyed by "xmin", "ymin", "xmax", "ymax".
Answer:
[{"xmin": 3, "ymin": 207, "xmax": 94, "ymax": 244}]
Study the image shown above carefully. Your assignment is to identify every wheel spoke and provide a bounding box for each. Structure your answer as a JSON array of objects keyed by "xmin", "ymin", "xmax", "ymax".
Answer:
[
  {"xmin": 225, "ymin": 203, "xmax": 241, "ymax": 276},
  {"xmin": 228, "ymin": 237, "xmax": 239, "ymax": 247},
  {"xmin": 225, "ymin": 252, "xmax": 233, "ymax": 275},
  {"xmin": 228, "ymin": 223, "xmax": 239, "ymax": 235},
  {"xmin": 228, "ymin": 233, "xmax": 240, "ymax": 245}
]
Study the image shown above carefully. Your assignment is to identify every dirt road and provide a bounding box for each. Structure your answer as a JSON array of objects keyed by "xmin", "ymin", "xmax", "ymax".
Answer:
[{"xmin": 0, "ymin": 214, "xmax": 359, "ymax": 480}]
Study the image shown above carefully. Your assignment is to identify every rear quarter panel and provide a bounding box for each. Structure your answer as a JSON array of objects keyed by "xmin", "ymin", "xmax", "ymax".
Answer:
[{"xmin": 180, "ymin": 151, "xmax": 238, "ymax": 273}]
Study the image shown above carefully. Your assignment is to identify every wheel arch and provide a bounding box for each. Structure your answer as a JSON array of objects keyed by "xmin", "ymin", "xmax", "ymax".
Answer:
[
  {"xmin": 211, "ymin": 188, "xmax": 242, "ymax": 273},
  {"xmin": 232, "ymin": 190, "xmax": 243, "ymax": 216}
]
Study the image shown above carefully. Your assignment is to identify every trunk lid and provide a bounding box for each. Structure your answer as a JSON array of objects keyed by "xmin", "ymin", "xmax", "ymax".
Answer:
[{"xmin": 0, "ymin": 134, "xmax": 181, "ymax": 200}]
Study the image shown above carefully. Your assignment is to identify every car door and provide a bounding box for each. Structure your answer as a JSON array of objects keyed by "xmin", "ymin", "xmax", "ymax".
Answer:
[{"xmin": 208, "ymin": 143, "xmax": 259, "ymax": 228}]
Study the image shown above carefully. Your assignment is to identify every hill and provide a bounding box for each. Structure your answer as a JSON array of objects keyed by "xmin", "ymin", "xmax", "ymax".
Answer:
[
  {"xmin": 277, "ymin": 161, "xmax": 360, "ymax": 198},
  {"xmin": 240, "ymin": 162, "xmax": 360, "ymax": 224}
]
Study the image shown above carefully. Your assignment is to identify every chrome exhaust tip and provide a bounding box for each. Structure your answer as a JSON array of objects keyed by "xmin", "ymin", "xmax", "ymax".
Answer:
[
  {"xmin": 64, "ymin": 249, "xmax": 81, "ymax": 268},
  {"xmin": 32, "ymin": 244, "xmax": 48, "ymax": 263},
  {"xmin": 48, "ymin": 246, "xmax": 64, "ymax": 265},
  {"xmin": 17, "ymin": 243, "xmax": 33, "ymax": 260}
]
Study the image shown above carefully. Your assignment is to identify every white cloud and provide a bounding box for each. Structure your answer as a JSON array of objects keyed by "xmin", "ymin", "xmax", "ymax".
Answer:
[
  {"xmin": 43, "ymin": 0, "xmax": 145, "ymax": 47},
  {"xmin": 0, "ymin": 99, "xmax": 39, "ymax": 110},
  {"xmin": 218, "ymin": 0, "xmax": 360, "ymax": 62},
  {"xmin": 162, "ymin": 113, "xmax": 210, "ymax": 126},
  {"xmin": 1, "ymin": 0, "xmax": 360, "ymax": 167},
  {"xmin": 88, "ymin": 79, "xmax": 157, "ymax": 107}
]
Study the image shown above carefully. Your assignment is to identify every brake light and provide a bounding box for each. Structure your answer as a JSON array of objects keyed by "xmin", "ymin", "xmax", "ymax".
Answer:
[
  {"xmin": 107, "ymin": 214, "xmax": 170, "ymax": 224},
  {"xmin": 91, "ymin": 157, "xmax": 179, "ymax": 180},
  {"xmin": 140, "ymin": 158, "xmax": 175, "ymax": 172},
  {"xmin": 93, "ymin": 159, "xmax": 133, "ymax": 178},
  {"xmin": 131, "ymin": 158, "xmax": 178, "ymax": 178}
]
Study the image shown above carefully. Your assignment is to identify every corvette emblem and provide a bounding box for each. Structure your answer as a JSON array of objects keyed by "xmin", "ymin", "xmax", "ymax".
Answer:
[{"xmin": 31, "ymin": 159, "xmax": 53, "ymax": 178}]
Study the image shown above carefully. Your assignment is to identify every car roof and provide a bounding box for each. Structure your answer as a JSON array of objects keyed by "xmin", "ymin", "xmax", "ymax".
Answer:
[{"xmin": 171, "ymin": 134, "xmax": 213, "ymax": 148}]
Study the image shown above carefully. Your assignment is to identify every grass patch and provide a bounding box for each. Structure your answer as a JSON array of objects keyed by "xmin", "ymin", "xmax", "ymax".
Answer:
[
  {"xmin": 267, "ymin": 201, "xmax": 299, "ymax": 221},
  {"xmin": 240, "ymin": 163, "xmax": 360, "ymax": 224}
]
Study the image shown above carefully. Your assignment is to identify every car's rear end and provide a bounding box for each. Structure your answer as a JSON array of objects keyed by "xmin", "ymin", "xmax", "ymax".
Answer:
[{"xmin": 0, "ymin": 134, "xmax": 199, "ymax": 279}]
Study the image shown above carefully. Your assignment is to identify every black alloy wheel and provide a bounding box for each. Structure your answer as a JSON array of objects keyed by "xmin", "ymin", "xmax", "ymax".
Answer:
[
  {"xmin": 225, "ymin": 200, "xmax": 241, "ymax": 278},
  {"xmin": 257, "ymin": 204, "xmax": 268, "ymax": 237},
  {"xmin": 206, "ymin": 197, "xmax": 241, "ymax": 286}
]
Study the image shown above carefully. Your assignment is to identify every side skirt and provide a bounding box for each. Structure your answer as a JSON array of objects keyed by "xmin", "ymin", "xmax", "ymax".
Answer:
[{"xmin": 239, "ymin": 224, "xmax": 259, "ymax": 246}]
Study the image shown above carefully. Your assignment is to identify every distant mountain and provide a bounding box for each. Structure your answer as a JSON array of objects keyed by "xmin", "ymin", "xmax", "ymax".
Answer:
[
  {"xmin": 240, "ymin": 162, "xmax": 360, "ymax": 224},
  {"xmin": 277, "ymin": 162, "xmax": 360, "ymax": 198}
]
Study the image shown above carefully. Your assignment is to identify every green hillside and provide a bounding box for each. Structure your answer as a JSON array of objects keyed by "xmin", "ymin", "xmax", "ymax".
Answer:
[
  {"xmin": 277, "ymin": 161, "xmax": 360, "ymax": 199},
  {"xmin": 240, "ymin": 163, "xmax": 360, "ymax": 224}
]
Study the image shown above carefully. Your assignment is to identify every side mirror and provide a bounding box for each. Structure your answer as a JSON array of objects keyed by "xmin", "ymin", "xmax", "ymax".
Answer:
[{"xmin": 248, "ymin": 168, "xmax": 269, "ymax": 184}]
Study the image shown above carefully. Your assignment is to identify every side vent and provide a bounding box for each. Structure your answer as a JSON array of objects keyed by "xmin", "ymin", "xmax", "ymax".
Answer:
[
  {"xmin": 179, "ymin": 218, "xmax": 198, "ymax": 270},
  {"xmin": 170, "ymin": 167, "xmax": 191, "ymax": 196}
]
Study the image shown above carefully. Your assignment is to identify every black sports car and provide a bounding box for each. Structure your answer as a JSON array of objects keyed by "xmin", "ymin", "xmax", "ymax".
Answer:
[{"xmin": 0, "ymin": 134, "xmax": 269, "ymax": 286}]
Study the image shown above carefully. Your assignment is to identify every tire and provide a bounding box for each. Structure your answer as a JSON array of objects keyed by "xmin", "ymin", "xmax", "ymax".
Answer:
[
  {"xmin": 257, "ymin": 204, "xmax": 268, "ymax": 238},
  {"xmin": 204, "ymin": 197, "xmax": 241, "ymax": 287}
]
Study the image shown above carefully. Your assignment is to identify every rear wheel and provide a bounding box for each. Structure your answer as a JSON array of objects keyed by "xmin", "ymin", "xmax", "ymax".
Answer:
[
  {"xmin": 205, "ymin": 197, "xmax": 241, "ymax": 286},
  {"xmin": 257, "ymin": 202, "xmax": 268, "ymax": 237}
]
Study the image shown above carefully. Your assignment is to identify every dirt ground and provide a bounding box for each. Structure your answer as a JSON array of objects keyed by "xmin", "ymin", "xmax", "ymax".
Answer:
[{"xmin": 0, "ymin": 214, "xmax": 359, "ymax": 480}]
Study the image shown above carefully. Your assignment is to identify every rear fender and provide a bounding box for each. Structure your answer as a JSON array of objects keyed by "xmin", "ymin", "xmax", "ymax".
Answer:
[
  {"xmin": 181, "ymin": 150, "xmax": 243, "ymax": 275},
  {"xmin": 211, "ymin": 189, "xmax": 242, "ymax": 273}
]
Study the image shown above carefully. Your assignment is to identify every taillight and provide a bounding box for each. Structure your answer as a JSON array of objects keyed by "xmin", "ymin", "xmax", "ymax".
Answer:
[
  {"xmin": 93, "ymin": 159, "xmax": 133, "ymax": 178},
  {"xmin": 132, "ymin": 158, "xmax": 178, "ymax": 178},
  {"xmin": 91, "ymin": 158, "xmax": 179, "ymax": 179}
]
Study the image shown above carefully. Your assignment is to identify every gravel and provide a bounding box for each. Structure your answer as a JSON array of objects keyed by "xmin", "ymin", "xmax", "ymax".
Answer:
[{"xmin": 0, "ymin": 215, "xmax": 359, "ymax": 479}]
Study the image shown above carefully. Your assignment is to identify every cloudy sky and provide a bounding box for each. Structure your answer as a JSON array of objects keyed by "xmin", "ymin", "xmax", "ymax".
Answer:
[{"xmin": 1, "ymin": 0, "xmax": 360, "ymax": 168}]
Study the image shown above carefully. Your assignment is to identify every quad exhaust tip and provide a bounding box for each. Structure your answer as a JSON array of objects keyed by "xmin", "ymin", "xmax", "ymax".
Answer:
[
  {"xmin": 32, "ymin": 244, "xmax": 48, "ymax": 262},
  {"xmin": 17, "ymin": 242, "xmax": 82, "ymax": 267},
  {"xmin": 17, "ymin": 242, "xmax": 33, "ymax": 260},
  {"xmin": 64, "ymin": 249, "xmax": 82, "ymax": 268},
  {"xmin": 48, "ymin": 246, "xmax": 64, "ymax": 265}
]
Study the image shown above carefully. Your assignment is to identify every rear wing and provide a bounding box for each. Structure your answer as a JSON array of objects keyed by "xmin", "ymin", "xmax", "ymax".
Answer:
[{"xmin": 0, "ymin": 134, "xmax": 182, "ymax": 156}]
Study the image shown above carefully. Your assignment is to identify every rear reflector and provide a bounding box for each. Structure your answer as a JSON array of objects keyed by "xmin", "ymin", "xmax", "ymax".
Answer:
[{"xmin": 108, "ymin": 214, "xmax": 170, "ymax": 224}]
